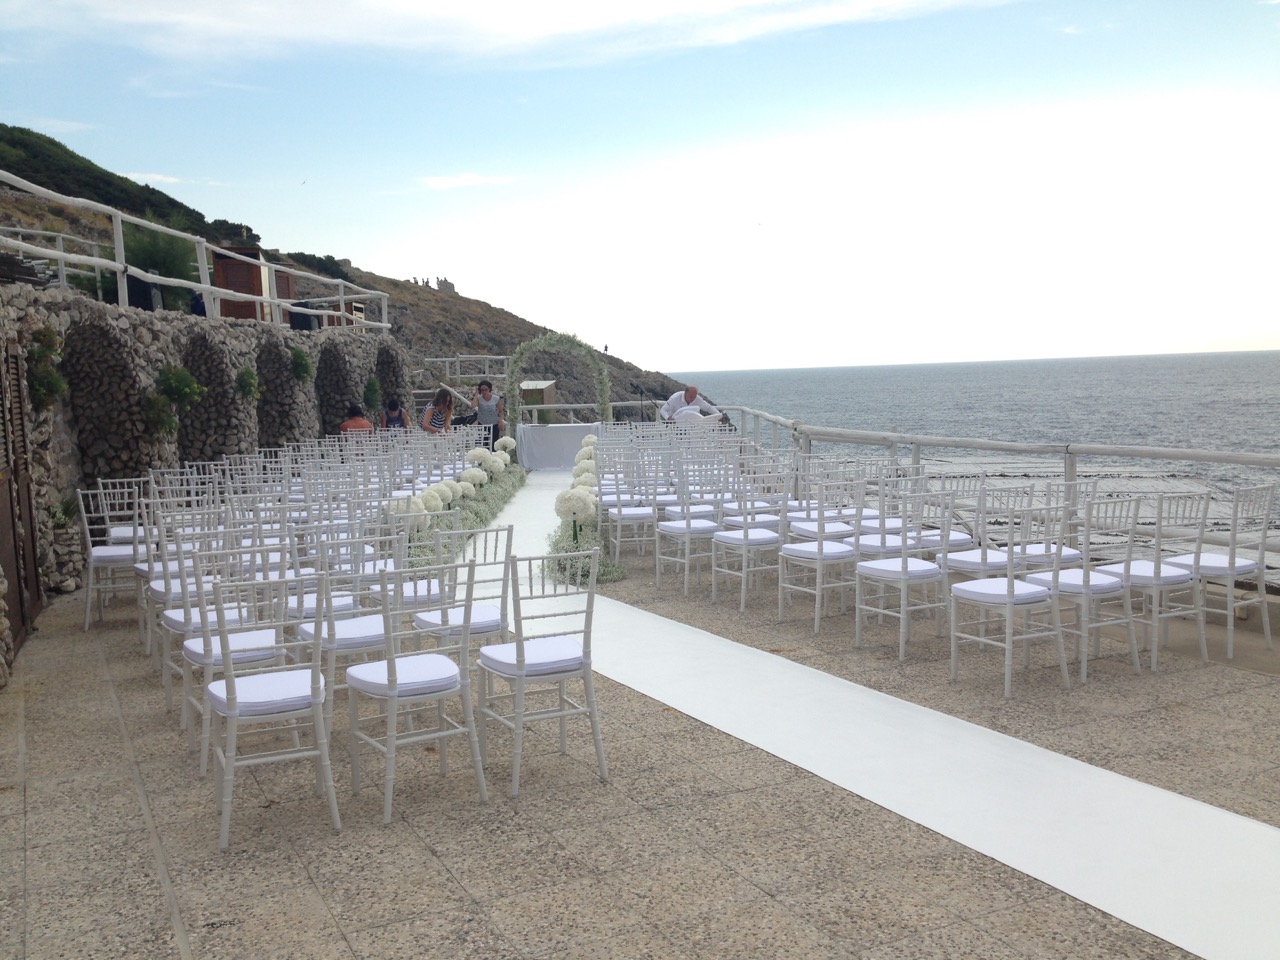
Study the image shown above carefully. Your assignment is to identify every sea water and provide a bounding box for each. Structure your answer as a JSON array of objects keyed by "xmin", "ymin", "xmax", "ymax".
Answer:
[{"xmin": 670, "ymin": 351, "xmax": 1280, "ymax": 491}]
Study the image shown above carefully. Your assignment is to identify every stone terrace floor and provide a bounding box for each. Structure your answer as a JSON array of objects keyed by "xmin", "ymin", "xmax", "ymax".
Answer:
[{"xmin": 2, "ymin": 568, "xmax": 1279, "ymax": 958}]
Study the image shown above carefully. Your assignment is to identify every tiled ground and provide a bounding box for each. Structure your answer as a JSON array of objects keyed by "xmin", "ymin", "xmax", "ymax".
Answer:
[{"xmin": 3, "ymin": 563, "xmax": 1276, "ymax": 958}]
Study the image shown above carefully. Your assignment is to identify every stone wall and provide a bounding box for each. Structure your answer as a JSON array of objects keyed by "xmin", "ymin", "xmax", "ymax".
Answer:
[{"xmin": 0, "ymin": 283, "xmax": 412, "ymax": 686}]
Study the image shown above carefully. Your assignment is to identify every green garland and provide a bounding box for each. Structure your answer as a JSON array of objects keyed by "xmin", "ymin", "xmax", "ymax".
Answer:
[{"xmin": 507, "ymin": 332, "xmax": 612, "ymax": 427}]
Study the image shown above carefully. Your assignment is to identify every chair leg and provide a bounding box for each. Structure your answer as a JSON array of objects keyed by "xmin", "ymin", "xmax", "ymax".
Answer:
[
  {"xmin": 218, "ymin": 717, "xmax": 238, "ymax": 852},
  {"xmin": 583, "ymin": 670, "xmax": 608, "ymax": 782},
  {"xmin": 460, "ymin": 681, "xmax": 488, "ymax": 802},
  {"xmin": 313, "ymin": 702, "xmax": 342, "ymax": 835},
  {"xmin": 510, "ymin": 682, "xmax": 526, "ymax": 800},
  {"xmin": 383, "ymin": 696, "xmax": 399, "ymax": 826}
]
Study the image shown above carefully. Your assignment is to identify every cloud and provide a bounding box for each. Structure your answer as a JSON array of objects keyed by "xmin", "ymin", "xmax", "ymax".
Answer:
[
  {"xmin": 30, "ymin": 118, "xmax": 95, "ymax": 135},
  {"xmin": 418, "ymin": 173, "xmax": 516, "ymax": 190},
  {"xmin": 125, "ymin": 172, "xmax": 183, "ymax": 185},
  {"xmin": 3, "ymin": 0, "xmax": 1013, "ymax": 63}
]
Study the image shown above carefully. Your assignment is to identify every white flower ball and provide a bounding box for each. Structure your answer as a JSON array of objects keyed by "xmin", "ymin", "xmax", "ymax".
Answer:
[
  {"xmin": 574, "ymin": 447, "xmax": 594, "ymax": 463},
  {"xmin": 494, "ymin": 450, "xmax": 512, "ymax": 465},
  {"xmin": 461, "ymin": 467, "xmax": 488, "ymax": 486},
  {"xmin": 572, "ymin": 474, "xmax": 597, "ymax": 489},
  {"xmin": 430, "ymin": 483, "xmax": 453, "ymax": 505},
  {"xmin": 572, "ymin": 460, "xmax": 597, "ymax": 478},
  {"xmin": 466, "ymin": 447, "xmax": 489, "ymax": 464},
  {"xmin": 457, "ymin": 480, "xmax": 476, "ymax": 498},
  {"xmin": 417, "ymin": 490, "xmax": 443, "ymax": 514},
  {"xmin": 581, "ymin": 434, "xmax": 598, "ymax": 446},
  {"xmin": 495, "ymin": 436, "xmax": 516, "ymax": 453}
]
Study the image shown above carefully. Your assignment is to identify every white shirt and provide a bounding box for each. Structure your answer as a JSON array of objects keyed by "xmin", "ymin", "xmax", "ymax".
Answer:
[{"xmin": 660, "ymin": 390, "xmax": 720, "ymax": 421}]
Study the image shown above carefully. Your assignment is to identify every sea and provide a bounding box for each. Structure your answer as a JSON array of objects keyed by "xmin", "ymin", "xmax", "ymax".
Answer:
[{"xmin": 671, "ymin": 351, "xmax": 1280, "ymax": 493}]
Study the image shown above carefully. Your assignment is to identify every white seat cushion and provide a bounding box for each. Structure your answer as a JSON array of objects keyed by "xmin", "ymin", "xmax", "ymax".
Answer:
[
  {"xmin": 657, "ymin": 519, "xmax": 719, "ymax": 536},
  {"xmin": 952, "ymin": 578, "xmax": 1051, "ymax": 605},
  {"xmin": 414, "ymin": 603, "xmax": 505, "ymax": 636},
  {"xmin": 789, "ymin": 520, "xmax": 857, "ymax": 540},
  {"xmin": 1028, "ymin": 568, "xmax": 1124, "ymax": 595},
  {"xmin": 479, "ymin": 635, "xmax": 585, "ymax": 677},
  {"xmin": 857, "ymin": 557, "xmax": 942, "ymax": 581},
  {"xmin": 609, "ymin": 506, "xmax": 656, "ymax": 522},
  {"xmin": 162, "ymin": 602, "xmax": 253, "ymax": 635},
  {"xmin": 207, "ymin": 669, "xmax": 323, "ymax": 718},
  {"xmin": 1014, "ymin": 543, "xmax": 1083, "ymax": 566},
  {"xmin": 90, "ymin": 544, "xmax": 141, "ymax": 565},
  {"xmin": 947, "ymin": 548, "xmax": 1012, "ymax": 573},
  {"xmin": 1097, "ymin": 559, "xmax": 1193, "ymax": 587},
  {"xmin": 1164, "ymin": 552, "xmax": 1258, "ymax": 578},
  {"xmin": 721, "ymin": 513, "xmax": 781, "ymax": 531},
  {"xmin": 780, "ymin": 541, "xmax": 857, "ymax": 561},
  {"xmin": 299, "ymin": 613, "xmax": 384, "ymax": 651},
  {"xmin": 286, "ymin": 591, "xmax": 356, "ymax": 618},
  {"xmin": 713, "ymin": 528, "xmax": 781, "ymax": 547},
  {"xmin": 850, "ymin": 534, "xmax": 918, "ymax": 557},
  {"xmin": 346, "ymin": 653, "xmax": 459, "ymax": 698},
  {"xmin": 182, "ymin": 627, "xmax": 280, "ymax": 666}
]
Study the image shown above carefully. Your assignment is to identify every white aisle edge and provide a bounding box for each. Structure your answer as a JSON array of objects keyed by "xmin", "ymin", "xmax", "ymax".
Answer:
[{"xmin": 590, "ymin": 597, "xmax": 1280, "ymax": 960}]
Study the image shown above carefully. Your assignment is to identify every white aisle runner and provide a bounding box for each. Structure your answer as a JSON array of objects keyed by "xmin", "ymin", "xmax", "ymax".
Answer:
[{"xmin": 500, "ymin": 470, "xmax": 1280, "ymax": 960}]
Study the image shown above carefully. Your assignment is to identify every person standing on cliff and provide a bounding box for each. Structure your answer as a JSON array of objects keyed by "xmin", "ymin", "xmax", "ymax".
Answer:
[{"xmin": 660, "ymin": 385, "xmax": 724, "ymax": 423}]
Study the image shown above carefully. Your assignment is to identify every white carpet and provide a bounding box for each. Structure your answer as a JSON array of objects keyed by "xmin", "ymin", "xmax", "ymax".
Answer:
[{"xmin": 499, "ymin": 469, "xmax": 1280, "ymax": 960}]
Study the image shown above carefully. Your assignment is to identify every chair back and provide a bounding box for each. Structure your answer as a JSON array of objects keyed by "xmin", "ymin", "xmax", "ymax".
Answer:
[{"xmin": 507, "ymin": 550, "xmax": 599, "ymax": 673}]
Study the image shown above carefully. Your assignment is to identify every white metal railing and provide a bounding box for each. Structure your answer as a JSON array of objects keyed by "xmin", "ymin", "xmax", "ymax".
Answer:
[{"xmin": 0, "ymin": 170, "xmax": 389, "ymax": 328}]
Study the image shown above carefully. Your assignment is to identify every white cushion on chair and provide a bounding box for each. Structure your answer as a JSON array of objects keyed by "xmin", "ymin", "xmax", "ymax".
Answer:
[
  {"xmin": 609, "ymin": 506, "xmax": 655, "ymax": 522},
  {"xmin": 789, "ymin": 520, "xmax": 857, "ymax": 540},
  {"xmin": 857, "ymin": 557, "xmax": 941, "ymax": 581},
  {"xmin": 182, "ymin": 628, "xmax": 279, "ymax": 666},
  {"xmin": 287, "ymin": 591, "xmax": 356, "ymax": 618},
  {"xmin": 721, "ymin": 513, "xmax": 780, "ymax": 531},
  {"xmin": 657, "ymin": 519, "xmax": 719, "ymax": 536},
  {"xmin": 850, "ymin": 534, "xmax": 918, "ymax": 557},
  {"xmin": 1029, "ymin": 568, "xmax": 1124, "ymax": 595},
  {"xmin": 414, "ymin": 603, "xmax": 505, "ymax": 636},
  {"xmin": 713, "ymin": 529, "xmax": 781, "ymax": 547},
  {"xmin": 951, "ymin": 578, "xmax": 1050, "ymax": 604},
  {"xmin": 207, "ymin": 670, "xmax": 322, "ymax": 717},
  {"xmin": 1097, "ymin": 559, "xmax": 1193, "ymax": 587},
  {"xmin": 1014, "ymin": 543, "xmax": 1083, "ymax": 566},
  {"xmin": 90, "ymin": 544, "xmax": 141, "ymax": 565},
  {"xmin": 479, "ymin": 635, "xmax": 584, "ymax": 676},
  {"xmin": 299, "ymin": 613, "xmax": 384, "ymax": 651},
  {"xmin": 346, "ymin": 653, "xmax": 459, "ymax": 697},
  {"xmin": 947, "ymin": 548, "xmax": 1011, "ymax": 573},
  {"xmin": 1165, "ymin": 552, "xmax": 1257, "ymax": 578},
  {"xmin": 780, "ymin": 541, "xmax": 856, "ymax": 561}
]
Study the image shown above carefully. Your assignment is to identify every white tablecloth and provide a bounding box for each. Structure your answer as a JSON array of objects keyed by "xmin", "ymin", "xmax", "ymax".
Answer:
[{"xmin": 515, "ymin": 423, "xmax": 602, "ymax": 470}]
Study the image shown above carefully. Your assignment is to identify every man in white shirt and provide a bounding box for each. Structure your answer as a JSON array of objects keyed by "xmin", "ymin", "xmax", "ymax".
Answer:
[{"xmin": 659, "ymin": 385, "xmax": 724, "ymax": 423}]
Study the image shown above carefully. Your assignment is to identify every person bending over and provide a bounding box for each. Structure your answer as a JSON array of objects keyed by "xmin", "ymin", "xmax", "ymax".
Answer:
[
  {"xmin": 659, "ymin": 385, "xmax": 724, "ymax": 423},
  {"xmin": 422, "ymin": 388, "xmax": 454, "ymax": 434}
]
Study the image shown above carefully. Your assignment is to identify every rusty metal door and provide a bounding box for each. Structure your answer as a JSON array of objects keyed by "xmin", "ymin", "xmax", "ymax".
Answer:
[{"xmin": 0, "ymin": 340, "xmax": 41, "ymax": 648}]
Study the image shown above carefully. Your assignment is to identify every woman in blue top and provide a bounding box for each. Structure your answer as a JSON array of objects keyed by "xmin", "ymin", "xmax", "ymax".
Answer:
[{"xmin": 422, "ymin": 388, "xmax": 454, "ymax": 433}]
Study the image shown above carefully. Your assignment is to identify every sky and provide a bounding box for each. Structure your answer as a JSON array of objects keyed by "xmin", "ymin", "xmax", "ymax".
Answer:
[{"xmin": 2, "ymin": 0, "xmax": 1279, "ymax": 374}]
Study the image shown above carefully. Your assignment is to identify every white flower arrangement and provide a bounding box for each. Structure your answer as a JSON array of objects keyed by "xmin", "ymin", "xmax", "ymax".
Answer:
[
  {"xmin": 441, "ymin": 479, "xmax": 462, "ymax": 500},
  {"xmin": 572, "ymin": 460, "xmax": 597, "ymax": 478},
  {"xmin": 461, "ymin": 467, "xmax": 488, "ymax": 486},
  {"xmin": 457, "ymin": 480, "xmax": 476, "ymax": 498},
  {"xmin": 494, "ymin": 450, "xmax": 512, "ymax": 465},
  {"xmin": 572, "ymin": 474, "xmax": 597, "ymax": 490},
  {"xmin": 574, "ymin": 446, "xmax": 594, "ymax": 463},
  {"xmin": 466, "ymin": 447, "xmax": 490, "ymax": 464},
  {"xmin": 495, "ymin": 436, "xmax": 516, "ymax": 453},
  {"xmin": 488, "ymin": 459, "xmax": 506, "ymax": 475},
  {"xmin": 429, "ymin": 482, "xmax": 454, "ymax": 506},
  {"xmin": 582, "ymin": 434, "xmax": 598, "ymax": 446},
  {"xmin": 555, "ymin": 487, "xmax": 598, "ymax": 522},
  {"xmin": 416, "ymin": 490, "xmax": 444, "ymax": 514},
  {"xmin": 556, "ymin": 486, "xmax": 597, "ymax": 544}
]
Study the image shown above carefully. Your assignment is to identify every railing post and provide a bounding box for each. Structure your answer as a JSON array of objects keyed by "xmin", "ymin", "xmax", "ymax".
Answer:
[
  {"xmin": 267, "ymin": 264, "xmax": 282, "ymax": 325},
  {"xmin": 54, "ymin": 235, "xmax": 67, "ymax": 288},
  {"xmin": 112, "ymin": 213, "xmax": 128, "ymax": 308}
]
